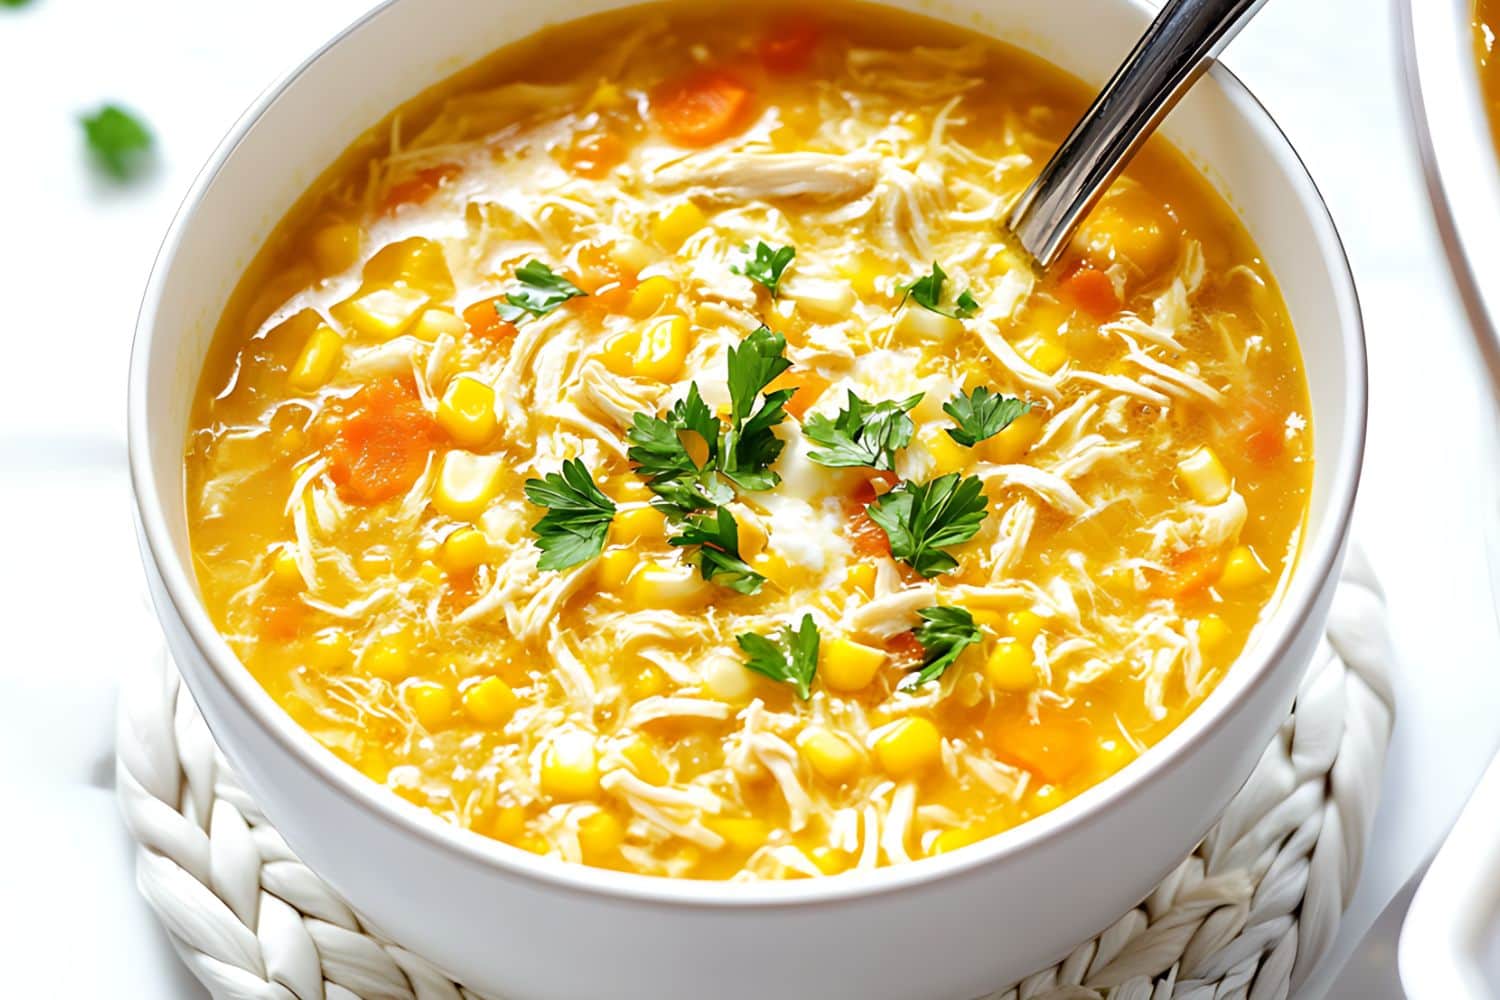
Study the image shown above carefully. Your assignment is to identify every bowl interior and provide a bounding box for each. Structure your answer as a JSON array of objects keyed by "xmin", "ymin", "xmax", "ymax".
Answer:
[{"xmin": 130, "ymin": 0, "xmax": 1365, "ymax": 895}]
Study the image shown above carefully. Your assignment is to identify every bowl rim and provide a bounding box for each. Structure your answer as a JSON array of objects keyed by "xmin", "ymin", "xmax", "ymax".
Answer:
[{"xmin": 127, "ymin": 0, "xmax": 1367, "ymax": 909}]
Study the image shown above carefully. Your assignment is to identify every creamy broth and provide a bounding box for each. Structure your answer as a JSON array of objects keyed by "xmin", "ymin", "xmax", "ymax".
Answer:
[{"xmin": 186, "ymin": 2, "xmax": 1312, "ymax": 880}]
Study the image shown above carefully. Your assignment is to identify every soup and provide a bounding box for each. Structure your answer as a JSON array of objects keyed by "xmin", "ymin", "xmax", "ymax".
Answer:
[
  {"xmin": 185, "ymin": 1, "xmax": 1311, "ymax": 881},
  {"xmin": 1478, "ymin": 0, "xmax": 1500, "ymax": 144}
]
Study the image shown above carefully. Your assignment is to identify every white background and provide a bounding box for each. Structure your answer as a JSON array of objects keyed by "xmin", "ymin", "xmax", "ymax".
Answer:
[{"xmin": 0, "ymin": 0, "xmax": 1495, "ymax": 995}]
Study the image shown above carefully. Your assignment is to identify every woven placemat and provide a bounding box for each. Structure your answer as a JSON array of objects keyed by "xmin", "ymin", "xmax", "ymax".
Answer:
[{"xmin": 115, "ymin": 550, "xmax": 1396, "ymax": 1000}]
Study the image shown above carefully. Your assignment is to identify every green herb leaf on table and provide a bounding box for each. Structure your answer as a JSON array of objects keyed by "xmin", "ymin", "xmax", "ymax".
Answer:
[
  {"xmin": 523, "ymin": 458, "xmax": 617, "ymax": 571},
  {"xmin": 495, "ymin": 260, "xmax": 587, "ymax": 323},
  {"xmin": 899, "ymin": 262, "xmax": 980, "ymax": 320},
  {"xmin": 625, "ymin": 384, "xmax": 731, "ymax": 516},
  {"xmin": 668, "ymin": 507, "xmax": 765, "ymax": 594},
  {"xmin": 733, "ymin": 242, "xmax": 796, "ymax": 298},
  {"xmin": 901, "ymin": 606, "xmax": 985, "ymax": 689},
  {"xmin": 720, "ymin": 326, "xmax": 795, "ymax": 491},
  {"xmin": 81, "ymin": 105, "xmax": 153, "ymax": 180},
  {"xmin": 805, "ymin": 391, "xmax": 924, "ymax": 471},
  {"xmin": 866, "ymin": 473, "xmax": 989, "ymax": 578},
  {"xmin": 943, "ymin": 387, "xmax": 1031, "ymax": 448},
  {"xmin": 737, "ymin": 614, "xmax": 820, "ymax": 699}
]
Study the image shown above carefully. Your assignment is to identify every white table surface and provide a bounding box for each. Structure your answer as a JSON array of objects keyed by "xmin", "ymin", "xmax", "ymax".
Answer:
[{"xmin": 1, "ymin": 0, "xmax": 1495, "ymax": 995}]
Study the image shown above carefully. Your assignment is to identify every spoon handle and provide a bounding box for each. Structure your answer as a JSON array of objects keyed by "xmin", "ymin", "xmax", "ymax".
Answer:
[{"xmin": 1005, "ymin": 0, "xmax": 1270, "ymax": 269}]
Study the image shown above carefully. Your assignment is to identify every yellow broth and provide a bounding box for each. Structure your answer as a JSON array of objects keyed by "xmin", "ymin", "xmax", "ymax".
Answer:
[{"xmin": 185, "ymin": 1, "xmax": 1312, "ymax": 880}]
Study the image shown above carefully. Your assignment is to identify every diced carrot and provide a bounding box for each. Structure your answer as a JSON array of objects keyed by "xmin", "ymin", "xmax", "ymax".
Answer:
[
  {"xmin": 462, "ymin": 299, "xmax": 520, "ymax": 342},
  {"xmin": 327, "ymin": 378, "xmax": 439, "ymax": 505},
  {"xmin": 1239, "ymin": 397, "xmax": 1286, "ymax": 465},
  {"xmin": 1058, "ymin": 266, "xmax": 1120, "ymax": 320},
  {"xmin": 759, "ymin": 16, "xmax": 821, "ymax": 73},
  {"xmin": 381, "ymin": 164, "xmax": 459, "ymax": 214},
  {"xmin": 260, "ymin": 600, "xmax": 304, "ymax": 641},
  {"xmin": 845, "ymin": 473, "xmax": 898, "ymax": 558},
  {"xmin": 990, "ymin": 707, "xmax": 1093, "ymax": 785},
  {"xmin": 651, "ymin": 69, "xmax": 753, "ymax": 147},
  {"xmin": 885, "ymin": 630, "xmax": 926, "ymax": 671},
  {"xmin": 768, "ymin": 369, "xmax": 831, "ymax": 419},
  {"xmin": 564, "ymin": 130, "xmax": 627, "ymax": 179},
  {"xmin": 1151, "ymin": 546, "xmax": 1224, "ymax": 599}
]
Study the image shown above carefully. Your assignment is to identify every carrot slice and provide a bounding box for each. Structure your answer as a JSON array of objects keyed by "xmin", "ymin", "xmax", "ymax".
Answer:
[
  {"xmin": 651, "ymin": 69, "xmax": 752, "ymax": 147},
  {"xmin": 1151, "ymin": 545, "xmax": 1225, "ymax": 599},
  {"xmin": 768, "ymin": 368, "xmax": 831, "ymax": 419},
  {"xmin": 462, "ymin": 299, "xmax": 520, "ymax": 342},
  {"xmin": 381, "ymin": 164, "xmax": 459, "ymax": 214},
  {"xmin": 1239, "ymin": 397, "xmax": 1287, "ymax": 465},
  {"xmin": 327, "ymin": 379, "xmax": 439, "ymax": 504},
  {"xmin": 564, "ymin": 130, "xmax": 627, "ymax": 179},
  {"xmin": 885, "ymin": 631, "xmax": 926, "ymax": 671},
  {"xmin": 759, "ymin": 16, "xmax": 821, "ymax": 73},
  {"xmin": 845, "ymin": 472, "xmax": 899, "ymax": 558},
  {"xmin": 1058, "ymin": 266, "xmax": 1120, "ymax": 320},
  {"xmin": 991, "ymin": 708, "xmax": 1093, "ymax": 786}
]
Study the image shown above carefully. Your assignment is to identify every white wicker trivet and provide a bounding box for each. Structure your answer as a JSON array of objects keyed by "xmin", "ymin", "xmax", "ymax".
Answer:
[{"xmin": 115, "ymin": 550, "xmax": 1396, "ymax": 1000}]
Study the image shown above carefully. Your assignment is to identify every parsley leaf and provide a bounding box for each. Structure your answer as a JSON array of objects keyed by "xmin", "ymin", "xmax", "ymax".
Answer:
[
  {"xmin": 736, "ymin": 614, "xmax": 820, "ymax": 699},
  {"xmin": 733, "ymin": 242, "xmax": 797, "ymax": 298},
  {"xmin": 720, "ymin": 326, "xmax": 795, "ymax": 491},
  {"xmin": 625, "ymin": 384, "xmax": 731, "ymax": 515},
  {"xmin": 523, "ymin": 459, "xmax": 617, "ymax": 571},
  {"xmin": 668, "ymin": 507, "xmax": 765, "ymax": 594},
  {"xmin": 865, "ymin": 473, "xmax": 989, "ymax": 578},
  {"xmin": 81, "ymin": 105, "xmax": 153, "ymax": 180},
  {"xmin": 899, "ymin": 262, "xmax": 980, "ymax": 319},
  {"xmin": 900, "ymin": 606, "xmax": 985, "ymax": 688},
  {"xmin": 495, "ymin": 260, "xmax": 587, "ymax": 323},
  {"xmin": 805, "ymin": 391, "xmax": 924, "ymax": 471},
  {"xmin": 943, "ymin": 388, "xmax": 1032, "ymax": 447}
]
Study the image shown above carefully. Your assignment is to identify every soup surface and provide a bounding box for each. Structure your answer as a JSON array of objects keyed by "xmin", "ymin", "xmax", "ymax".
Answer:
[
  {"xmin": 1477, "ymin": 0, "xmax": 1500, "ymax": 143},
  {"xmin": 187, "ymin": 2, "xmax": 1312, "ymax": 880}
]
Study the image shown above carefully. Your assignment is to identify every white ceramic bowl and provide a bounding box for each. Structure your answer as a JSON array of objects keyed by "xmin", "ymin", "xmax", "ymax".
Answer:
[{"xmin": 127, "ymin": 1, "xmax": 1366, "ymax": 997}]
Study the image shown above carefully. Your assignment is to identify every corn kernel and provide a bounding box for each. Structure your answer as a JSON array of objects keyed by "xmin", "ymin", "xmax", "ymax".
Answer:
[
  {"xmin": 440, "ymin": 527, "xmax": 490, "ymax": 574},
  {"xmin": 603, "ymin": 315, "xmax": 691, "ymax": 381},
  {"xmin": 307, "ymin": 631, "xmax": 351, "ymax": 670},
  {"xmin": 360, "ymin": 746, "xmax": 391, "ymax": 783},
  {"xmin": 417, "ymin": 562, "xmax": 446, "ymax": 586},
  {"xmin": 652, "ymin": 201, "xmax": 706, "ymax": 251},
  {"xmin": 923, "ymin": 427, "xmax": 970, "ymax": 477},
  {"xmin": 288, "ymin": 325, "xmax": 344, "ymax": 391},
  {"xmin": 578, "ymin": 810, "xmax": 625, "ymax": 861},
  {"xmin": 611, "ymin": 505, "xmax": 667, "ymax": 545},
  {"xmin": 707, "ymin": 816, "xmax": 771, "ymax": 852},
  {"xmin": 838, "ymin": 254, "xmax": 886, "ymax": 300},
  {"xmin": 407, "ymin": 681, "xmax": 454, "ymax": 730},
  {"xmin": 1030, "ymin": 783, "xmax": 1065, "ymax": 812},
  {"xmin": 437, "ymin": 377, "xmax": 497, "ymax": 448},
  {"xmin": 608, "ymin": 476, "xmax": 653, "ymax": 504},
  {"xmin": 362, "ymin": 631, "xmax": 414, "ymax": 679},
  {"xmin": 331, "ymin": 285, "xmax": 428, "ymax": 340},
  {"xmin": 631, "ymin": 661, "xmax": 668, "ymax": 698},
  {"xmin": 1024, "ymin": 335, "xmax": 1069, "ymax": 375},
  {"xmin": 410, "ymin": 307, "xmax": 466, "ymax": 342},
  {"xmin": 462, "ymin": 676, "xmax": 518, "ymax": 725},
  {"xmin": 874, "ymin": 717, "xmax": 942, "ymax": 779},
  {"xmin": 624, "ymin": 561, "xmax": 707, "ymax": 610},
  {"xmin": 1177, "ymin": 446, "xmax": 1232, "ymax": 505},
  {"xmin": 797, "ymin": 727, "xmax": 862, "ymax": 783},
  {"xmin": 982, "ymin": 411, "xmax": 1045, "ymax": 464},
  {"xmin": 751, "ymin": 550, "xmax": 807, "ymax": 592},
  {"xmin": 809, "ymin": 845, "xmax": 849, "ymax": 875},
  {"xmin": 985, "ymin": 638, "xmax": 1036, "ymax": 692},
  {"xmin": 1219, "ymin": 546, "xmax": 1267, "ymax": 589},
  {"xmin": 1197, "ymin": 613, "xmax": 1231, "ymax": 650},
  {"xmin": 845, "ymin": 562, "xmax": 876, "ymax": 595},
  {"xmin": 516, "ymin": 835, "xmax": 550, "ymax": 855},
  {"xmin": 625, "ymin": 276, "xmax": 678, "ymax": 319},
  {"xmin": 1096, "ymin": 737, "xmax": 1135, "ymax": 774},
  {"xmin": 433, "ymin": 451, "xmax": 506, "ymax": 520},
  {"xmin": 585, "ymin": 80, "xmax": 626, "ymax": 111},
  {"xmin": 822, "ymin": 637, "xmax": 887, "ymax": 693},
  {"xmin": 596, "ymin": 548, "xmax": 638, "ymax": 590},
  {"xmin": 540, "ymin": 730, "xmax": 600, "ymax": 800},
  {"xmin": 619, "ymin": 734, "xmax": 669, "ymax": 785},
  {"xmin": 270, "ymin": 546, "xmax": 304, "ymax": 588},
  {"xmin": 1006, "ymin": 610, "xmax": 1045, "ymax": 645},
  {"xmin": 490, "ymin": 804, "xmax": 526, "ymax": 841},
  {"xmin": 929, "ymin": 827, "xmax": 984, "ymax": 856},
  {"xmin": 972, "ymin": 609, "xmax": 1007, "ymax": 630},
  {"xmin": 313, "ymin": 222, "xmax": 362, "ymax": 273}
]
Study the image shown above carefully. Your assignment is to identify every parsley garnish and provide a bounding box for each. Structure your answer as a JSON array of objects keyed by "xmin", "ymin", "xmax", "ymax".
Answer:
[
  {"xmin": 625, "ymin": 384, "xmax": 731, "ymax": 515},
  {"xmin": 523, "ymin": 459, "xmax": 617, "ymax": 571},
  {"xmin": 668, "ymin": 507, "xmax": 765, "ymax": 594},
  {"xmin": 899, "ymin": 262, "xmax": 979, "ymax": 319},
  {"xmin": 737, "ymin": 614, "xmax": 820, "ymax": 699},
  {"xmin": 496, "ymin": 260, "xmax": 587, "ymax": 323},
  {"xmin": 805, "ymin": 391, "xmax": 923, "ymax": 471},
  {"xmin": 81, "ymin": 105, "xmax": 153, "ymax": 180},
  {"xmin": 733, "ymin": 242, "xmax": 796, "ymax": 298},
  {"xmin": 720, "ymin": 325, "xmax": 795, "ymax": 491},
  {"xmin": 900, "ymin": 606, "xmax": 984, "ymax": 688},
  {"xmin": 943, "ymin": 388, "xmax": 1031, "ymax": 447},
  {"xmin": 865, "ymin": 473, "xmax": 989, "ymax": 578}
]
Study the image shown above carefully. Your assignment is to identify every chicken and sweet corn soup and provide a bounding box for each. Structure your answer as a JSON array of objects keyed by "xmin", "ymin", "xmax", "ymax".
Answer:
[
  {"xmin": 187, "ymin": 3, "xmax": 1312, "ymax": 880},
  {"xmin": 1477, "ymin": 0, "xmax": 1500, "ymax": 143}
]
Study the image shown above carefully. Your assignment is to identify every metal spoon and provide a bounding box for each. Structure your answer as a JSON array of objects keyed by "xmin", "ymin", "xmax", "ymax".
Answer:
[{"xmin": 1005, "ymin": 0, "xmax": 1272, "ymax": 269}]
